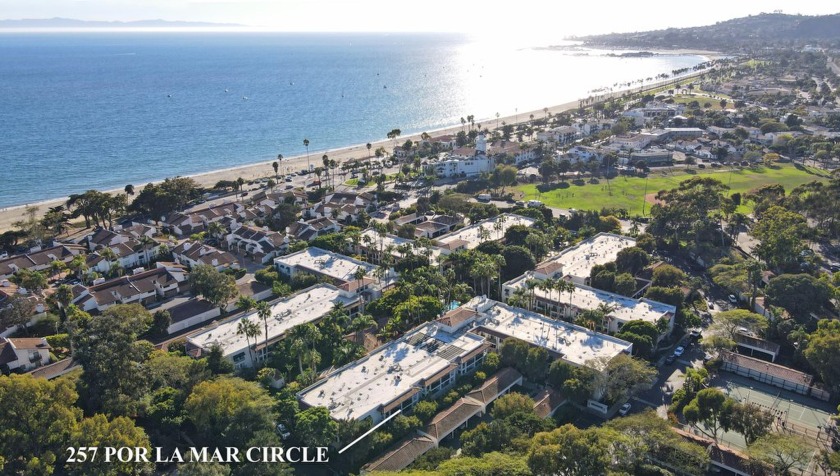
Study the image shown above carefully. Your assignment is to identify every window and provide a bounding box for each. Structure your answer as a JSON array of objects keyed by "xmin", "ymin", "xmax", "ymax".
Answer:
[{"xmin": 233, "ymin": 352, "xmax": 246, "ymax": 363}]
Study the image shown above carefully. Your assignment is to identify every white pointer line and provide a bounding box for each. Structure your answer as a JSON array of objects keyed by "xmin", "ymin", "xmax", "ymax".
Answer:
[{"xmin": 338, "ymin": 409, "xmax": 402, "ymax": 454}]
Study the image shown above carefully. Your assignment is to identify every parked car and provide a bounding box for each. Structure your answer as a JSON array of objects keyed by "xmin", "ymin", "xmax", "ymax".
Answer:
[
  {"xmin": 698, "ymin": 163, "xmax": 706, "ymax": 169},
  {"xmin": 690, "ymin": 329, "xmax": 702, "ymax": 341},
  {"xmin": 618, "ymin": 403, "xmax": 632, "ymax": 416},
  {"xmin": 665, "ymin": 354, "xmax": 676, "ymax": 365},
  {"xmin": 275, "ymin": 423, "xmax": 291, "ymax": 440},
  {"xmin": 728, "ymin": 294, "xmax": 738, "ymax": 304},
  {"xmin": 673, "ymin": 346, "xmax": 685, "ymax": 357}
]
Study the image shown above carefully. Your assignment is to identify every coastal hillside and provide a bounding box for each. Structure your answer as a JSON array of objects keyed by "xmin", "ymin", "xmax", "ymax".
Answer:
[{"xmin": 575, "ymin": 13, "xmax": 840, "ymax": 51}]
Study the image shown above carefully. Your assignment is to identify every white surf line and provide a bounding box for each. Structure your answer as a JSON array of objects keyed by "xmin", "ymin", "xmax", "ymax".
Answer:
[{"xmin": 338, "ymin": 409, "xmax": 402, "ymax": 454}]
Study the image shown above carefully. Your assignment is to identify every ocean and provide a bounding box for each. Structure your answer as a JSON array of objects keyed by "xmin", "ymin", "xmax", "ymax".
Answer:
[{"xmin": 0, "ymin": 32, "xmax": 707, "ymax": 208}]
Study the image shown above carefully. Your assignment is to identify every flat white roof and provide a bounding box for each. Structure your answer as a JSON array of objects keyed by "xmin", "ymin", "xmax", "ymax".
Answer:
[
  {"xmin": 275, "ymin": 247, "xmax": 377, "ymax": 283},
  {"xmin": 360, "ymin": 229, "xmax": 414, "ymax": 255},
  {"xmin": 298, "ymin": 323, "xmax": 486, "ymax": 421},
  {"xmin": 474, "ymin": 299, "xmax": 633, "ymax": 367},
  {"xmin": 360, "ymin": 229, "xmax": 445, "ymax": 265},
  {"xmin": 541, "ymin": 233, "xmax": 636, "ymax": 280},
  {"xmin": 187, "ymin": 284, "xmax": 357, "ymax": 356},
  {"xmin": 435, "ymin": 213, "xmax": 537, "ymax": 250},
  {"xmin": 505, "ymin": 277, "xmax": 675, "ymax": 326}
]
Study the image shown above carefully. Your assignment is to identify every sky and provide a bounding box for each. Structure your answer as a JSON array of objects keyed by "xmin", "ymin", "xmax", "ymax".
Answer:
[{"xmin": 1, "ymin": 0, "xmax": 838, "ymax": 40}]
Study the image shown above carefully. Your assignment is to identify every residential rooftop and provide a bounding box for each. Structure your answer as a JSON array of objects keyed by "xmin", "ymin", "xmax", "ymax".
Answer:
[
  {"xmin": 537, "ymin": 232, "xmax": 636, "ymax": 281},
  {"xmin": 274, "ymin": 247, "xmax": 377, "ymax": 284},
  {"xmin": 504, "ymin": 277, "xmax": 676, "ymax": 327},
  {"xmin": 187, "ymin": 284, "xmax": 358, "ymax": 356},
  {"xmin": 298, "ymin": 322, "xmax": 488, "ymax": 421},
  {"xmin": 359, "ymin": 229, "xmax": 415, "ymax": 255},
  {"xmin": 434, "ymin": 213, "xmax": 537, "ymax": 251},
  {"xmin": 471, "ymin": 298, "xmax": 633, "ymax": 366}
]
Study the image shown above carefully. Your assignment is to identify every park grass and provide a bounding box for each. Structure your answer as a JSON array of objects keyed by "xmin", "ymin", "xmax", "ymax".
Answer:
[
  {"xmin": 514, "ymin": 164, "xmax": 830, "ymax": 216},
  {"xmin": 670, "ymin": 94, "xmax": 729, "ymax": 111}
]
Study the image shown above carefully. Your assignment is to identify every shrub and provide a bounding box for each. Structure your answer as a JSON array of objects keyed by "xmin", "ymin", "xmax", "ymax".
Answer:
[
  {"xmin": 442, "ymin": 390, "xmax": 460, "ymax": 407},
  {"xmin": 669, "ymin": 388, "xmax": 688, "ymax": 413},
  {"xmin": 413, "ymin": 400, "xmax": 439, "ymax": 422}
]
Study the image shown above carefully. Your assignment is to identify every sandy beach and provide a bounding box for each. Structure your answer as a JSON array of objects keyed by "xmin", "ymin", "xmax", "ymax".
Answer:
[{"xmin": 0, "ymin": 69, "xmax": 707, "ymax": 233}]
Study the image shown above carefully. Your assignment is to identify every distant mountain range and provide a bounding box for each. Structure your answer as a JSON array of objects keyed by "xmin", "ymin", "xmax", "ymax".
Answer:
[
  {"xmin": 0, "ymin": 17, "xmax": 243, "ymax": 28},
  {"xmin": 575, "ymin": 13, "xmax": 840, "ymax": 51}
]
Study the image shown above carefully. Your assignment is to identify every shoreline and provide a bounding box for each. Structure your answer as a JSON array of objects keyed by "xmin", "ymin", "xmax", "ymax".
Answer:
[{"xmin": 0, "ymin": 68, "xmax": 709, "ymax": 233}]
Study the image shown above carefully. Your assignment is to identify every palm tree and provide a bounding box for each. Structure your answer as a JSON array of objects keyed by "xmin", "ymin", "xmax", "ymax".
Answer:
[
  {"xmin": 595, "ymin": 302, "xmax": 616, "ymax": 332},
  {"xmin": 538, "ymin": 278, "xmax": 556, "ymax": 315},
  {"xmin": 124, "ymin": 184, "xmax": 135, "ymax": 196},
  {"xmin": 237, "ymin": 295, "xmax": 257, "ymax": 313},
  {"xmin": 366, "ymin": 143, "xmax": 372, "ymax": 159},
  {"xmin": 236, "ymin": 317, "xmax": 261, "ymax": 366},
  {"xmin": 508, "ymin": 287, "xmax": 528, "ymax": 308},
  {"xmin": 562, "ymin": 279, "xmax": 576, "ymax": 310},
  {"xmin": 525, "ymin": 278, "xmax": 540, "ymax": 310},
  {"xmin": 350, "ymin": 313, "xmax": 377, "ymax": 346},
  {"xmin": 492, "ymin": 255, "xmax": 506, "ymax": 299},
  {"xmin": 290, "ymin": 336, "xmax": 308, "ymax": 374},
  {"xmin": 99, "ymin": 246, "xmax": 118, "ymax": 267},
  {"xmin": 136, "ymin": 234, "xmax": 157, "ymax": 265},
  {"xmin": 273, "ymin": 157, "xmax": 281, "ymax": 179},
  {"xmin": 322, "ymin": 154, "xmax": 330, "ymax": 189},
  {"xmin": 353, "ymin": 266, "xmax": 368, "ymax": 292},
  {"xmin": 256, "ymin": 301, "xmax": 272, "ymax": 361},
  {"xmin": 303, "ymin": 138, "xmax": 310, "ymax": 172},
  {"xmin": 207, "ymin": 221, "xmax": 225, "ymax": 241}
]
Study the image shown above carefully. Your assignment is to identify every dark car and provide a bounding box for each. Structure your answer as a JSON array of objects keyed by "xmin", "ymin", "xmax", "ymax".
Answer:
[{"xmin": 665, "ymin": 354, "xmax": 676, "ymax": 364}]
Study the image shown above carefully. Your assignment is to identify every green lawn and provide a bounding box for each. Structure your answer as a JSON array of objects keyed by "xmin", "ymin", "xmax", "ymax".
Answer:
[
  {"xmin": 670, "ymin": 94, "xmax": 730, "ymax": 111},
  {"xmin": 514, "ymin": 164, "xmax": 829, "ymax": 216}
]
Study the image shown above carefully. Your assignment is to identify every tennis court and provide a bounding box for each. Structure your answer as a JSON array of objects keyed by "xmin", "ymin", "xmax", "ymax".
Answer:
[{"xmin": 718, "ymin": 375, "xmax": 834, "ymax": 438}]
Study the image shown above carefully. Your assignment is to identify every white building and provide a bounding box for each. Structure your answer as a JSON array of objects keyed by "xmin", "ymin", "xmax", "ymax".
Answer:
[
  {"xmin": 171, "ymin": 241, "xmax": 239, "ymax": 271},
  {"xmin": 529, "ymin": 232, "xmax": 637, "ymax": 285},
  {"xmin": 536, "ymin": 126, "xmax": 579, "ymax": 145},
  {"xmin": 71, "ymin": 265, "xmax": 188, "ymax": 313},
  {"xmin": 298, "ymin": 296, "xmax": 636, "ymax": 423},
  {"xmin": 226, "ymin": 224, "xmax": 288, "ymax": 264},
  {"xmin": 356, "ymin": 229, "xmax": 443, "ymax": 266},
  {"xmin": 622, "ymin": 104, "xmax": 683, "ymax": 126},
  {"xmin": 428, "ymin": 134, "xmax": 495, "ymax": 178},
  {"xmin": 274, "ymin": 247, "xmax": 393, "ymax": 296},
  {"xmin": 502, "ymin": 277, "xmax": 676, "ymax": 335},
  {"xmin": 469, "ymin": 297, "xmax": 634, "ymax": 366},
  {"xmin": 434, "ymin": 213, "xmax": 537, "ymax": 253},
  {"xmin": 186, "ymin": 284, "xmax": 360, "ymax": 369},
  {"xmin": 0, "ymin": 337, "xmax": 51, "ymax": 372},
  {"xmin": 298, "ymin": 319, "xmax": 490, "ymax": 423}
]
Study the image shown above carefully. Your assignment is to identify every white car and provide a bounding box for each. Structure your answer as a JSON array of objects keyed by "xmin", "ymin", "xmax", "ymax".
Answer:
[
  {"xmin": 673, "ymin": 346, "xmax": 685, "ymax": 357},
  {"xmin": 618, "ymin": 403, "xmax": 632, "ymax": 416},
  {"xmin": 728, "ymin": 294, "xmax": 738, "ymax": 304}
]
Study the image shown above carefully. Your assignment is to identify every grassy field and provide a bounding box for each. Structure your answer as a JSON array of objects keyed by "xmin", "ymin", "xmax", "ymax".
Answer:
[
  {"xmin": 670, "ymin": 94, "xmax": 730, "ymax": 111},
  {"xmin": 514, "ymin": 164, "xmax": 830, "ymax": 216}
]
